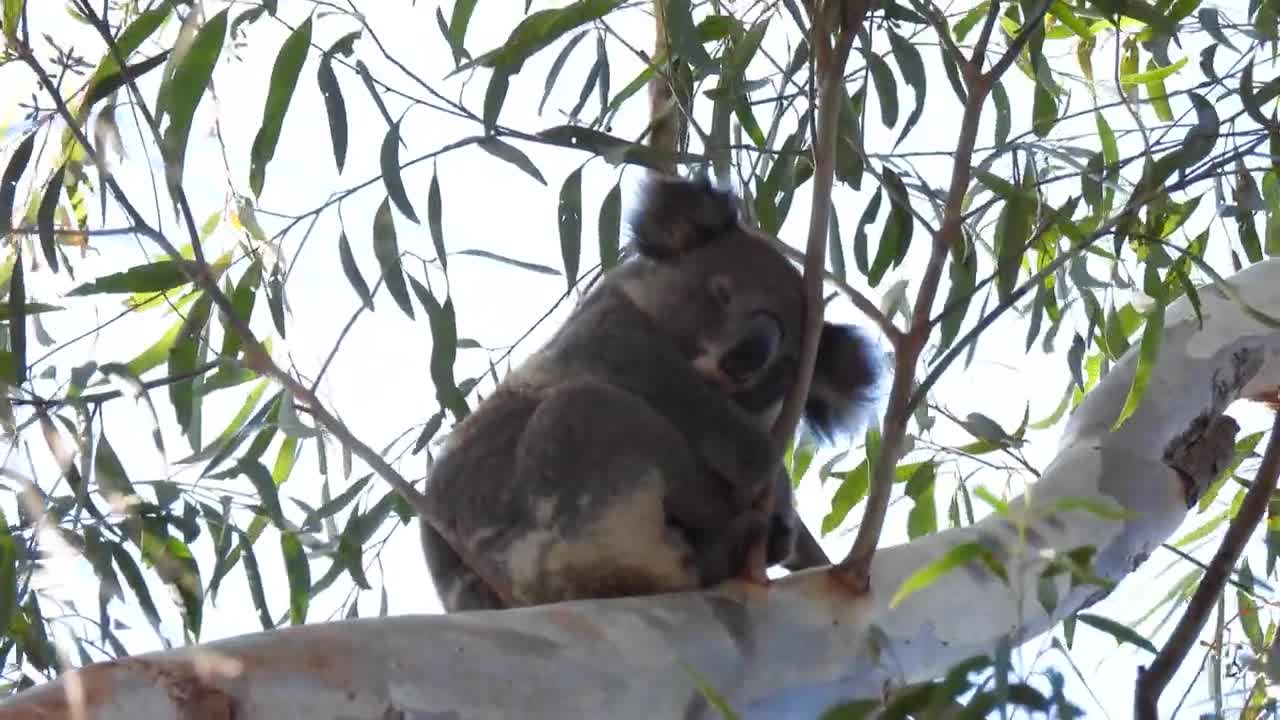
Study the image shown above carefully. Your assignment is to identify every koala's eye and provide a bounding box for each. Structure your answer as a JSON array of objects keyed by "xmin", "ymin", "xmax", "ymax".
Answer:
[{"xmin": 708, "ymin": 276, "xmax": 733, "ymax": 306}]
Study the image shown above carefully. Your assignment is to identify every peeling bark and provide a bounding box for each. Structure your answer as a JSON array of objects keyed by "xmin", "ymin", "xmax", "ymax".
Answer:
[{"xmin": 6, "ymin": 260, "xmax": 1280, "ymax": 719}]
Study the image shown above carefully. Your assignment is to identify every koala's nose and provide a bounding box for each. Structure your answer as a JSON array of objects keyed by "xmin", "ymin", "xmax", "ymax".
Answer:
[{"xmin": 720, "ymin": 312, "xmax": 783, "ymax": 383}]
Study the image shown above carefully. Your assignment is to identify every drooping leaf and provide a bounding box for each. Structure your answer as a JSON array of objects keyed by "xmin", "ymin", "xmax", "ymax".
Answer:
[
  {"xmin": 408, "ymin": 277, "xmax": 469, "ymax": 420},
  {"xmin": 372, "ymin": 197, "xmax": 414, "ymax": 319},
  {"xmin": 887, "ymin": 29, "xmax": 926, "ymax": 148},
  {"xmin": 337, "ymin": 231, "xmax": 372, "ymax": 309},
  {"xmin": 445, "ymin": 0, "xmax": 478, "ymax": 64},
  {"xmin": 8, "ymin": 246, "xmax": 24, "ymax": 384},
  {"xmin": 281, "ymin": 533, "xmax": 310, "ymax": 625},
  {"xmin": 864, "ymin": 49, "xmax": 899, "ymax": 129},
  {"xmin": 538, "ymin": 30, "xmax": 590, "ymax": 114},
  {"xmin": 158, "ymin": 8, "xmax": 228, "ymax": 195},
  {"xmin": 317, "ymin": 31, "xmax": 360, "ymax": 174},
  {"xmin": 249, "ymin": 16, "xmax": 313, "ymax": 197},
  {"xmin": 0, "ymin": 130, "xmax": 36, "ymax": 234},
  {"xmin": 35, "ymin": 163, "xmax": 67, "ymax": 273},
  {"xmin": 558, "ymin": 166, "xmax": 583, "ymax": 290},
  {"xmin": 483, "ymin": 69, "xmax": 511, "ymax": 133},
  {"xmin": 428, "ymin": 168, "xmax": 447, "ymax": 273},
  {"xmin": 1111, "ymin": 304, "xmax": 1164, "ymax": 430},
  {"xmin": 380, "ymin": 118, "xmax": 419, "ymax": 223},
  {"xmin": 478, "ymin": 138, "xmax": 546, "ymax": 185},
  {"xmin": 597, "ymin": 179, "xmax": 621, "ymax": 271}
]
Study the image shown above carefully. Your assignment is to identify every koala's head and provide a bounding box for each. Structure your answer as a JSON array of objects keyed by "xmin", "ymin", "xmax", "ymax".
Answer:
[{"xmin": 612, "ymin": 173, "xmax": 883, "ymax": 442}]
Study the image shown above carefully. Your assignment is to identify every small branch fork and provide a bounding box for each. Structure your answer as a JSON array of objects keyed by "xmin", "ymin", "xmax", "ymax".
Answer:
[
  {"xmin": 1135, "ymin": 412, "xmax": 1280, "ymax": 719},
  {"xmin": 832, "ymin": 0, "xmax": 1050, "ymax": 590}
]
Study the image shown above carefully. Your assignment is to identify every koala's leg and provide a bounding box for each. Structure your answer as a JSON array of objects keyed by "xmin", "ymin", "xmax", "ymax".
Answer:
[
  {"xmin": 506, "ymin": 379, "xmax": 745, "ymax": 605},
  {"xmin": 420, "ymin": 521, "xmax": 505, "ymax": 613}
]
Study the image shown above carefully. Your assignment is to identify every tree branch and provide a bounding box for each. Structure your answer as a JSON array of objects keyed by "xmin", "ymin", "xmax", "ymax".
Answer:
[
  {"xmin": 835, "ymin": 16, "xmax": 997, "ymax": 587},
  {"xmin": 751, "ymin": 0, "xmax": 865, "ymax": 581},
  {"xmin": 1134, "ymin": 412, "xmax": 1280, "ymax": 719}
]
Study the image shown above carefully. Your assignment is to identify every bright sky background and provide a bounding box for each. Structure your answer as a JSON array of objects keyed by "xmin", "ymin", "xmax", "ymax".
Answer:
[{"xmin": 0, "ymin": 1, "xmax": 1274, "ymax": 717}]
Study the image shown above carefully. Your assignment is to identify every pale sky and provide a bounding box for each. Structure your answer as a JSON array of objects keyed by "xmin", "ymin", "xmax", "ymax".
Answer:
[{"xmin": 0, "ymin": 1, "xmax": 1272, "ymax": 717}]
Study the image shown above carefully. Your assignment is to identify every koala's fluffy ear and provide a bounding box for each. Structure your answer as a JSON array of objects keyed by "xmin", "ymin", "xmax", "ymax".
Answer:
[
  {"xmin": 803, "ymin": 323, "xmax": 882, "ymax": 443},
  {"xmin": 628, "ymin": 174, "xmax": 740, "ymax": 260}
]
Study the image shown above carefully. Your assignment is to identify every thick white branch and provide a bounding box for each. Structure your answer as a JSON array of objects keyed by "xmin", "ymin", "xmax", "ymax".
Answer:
[{"xmin": 6, "ymin": 260, "xmax": 1280, "ymax": 720}]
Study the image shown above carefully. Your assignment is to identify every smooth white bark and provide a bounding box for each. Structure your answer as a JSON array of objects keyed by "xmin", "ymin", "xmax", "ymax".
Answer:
[{"xmin": 5, "ymin": 259, "xmax": 1280, "ymax": 720}]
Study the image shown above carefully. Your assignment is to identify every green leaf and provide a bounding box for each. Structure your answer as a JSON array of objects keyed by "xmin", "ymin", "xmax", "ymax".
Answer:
[
  {"xmin": 110, "ymin": 543, "xmax": 162, "ymax": 632},
  {"xmin": 471, "ymin": 0, "xmax": 623, "ymax": 74},
  {"xmin": 68, "ymin": 260, "xmax": 191, "ymax": 295},
  {"xmin": 991, "ymin": 80, "xmax": 1010, "ymax": 147},
  {"xmin": 81, "ymin": 51, "xmax": 171, "ymax": 116},
  {"xmin": 239, "ymin": 532, "xmax": 273, "ymax": 630},
  {"xmin": 446, "ymin": 0, "xmax": 478, "ymax": 64},
  {"xmin": 1048, "ymin": 1, "xmax": 1094, "ymax": 37},
  {"xmin": 0, "ymin": 302, "xmax": 59, "ymax": 320},
  {"xmin": 317, "ymin": 32, "xmax": 360, "ymax": 174},
  {"xmin": 822, "ymin": 460, "xmax": 868, "ymax": 534},
  {"xmin": 36, "ymin": 163, "xmax": 66, "ymax": 273},
  {"xmin": 890, "ymin": 541, "xmax": 1004, "ymax": 608},
  {"xmin": 887, "ymin": 29, "xmax": 926, "ymax": 148},
  {"xmin": 454, "ymin": 249, "xmax": 560, "ymax": 276},
  {"xmin": 483, "ymin": 69, "xmax": 511, "ymax": 133},
  {"xmin": 372, "ymin": 197, "xmax": 414, "ymax": 319},
  {"xmin": 249, "ymin": 16, "xmax": 313, "ymax": 197},
  {"xmin": 158, "ymin": 8, "xmax": 228, "ymax": 196},
  {"xmin": 408, "ymin": 277, "xmax": 469, "ymax": 420},
  {"xmin": 0, "ymin": 512, "xmax": 16, "ymax": 636},
  {"xmin": 337, "ymin": 231, "xmax": 372, "ymax": 309},
  {"xmin": 905, "ymin": 463, "xmax": 938, "ymax": 539},
  {"xmin": 852, "ymin": 188, "xmax": 882, "ymax": 277},
  {"xmin": 864, "ymin": 50, "xmax": 899, "ymax": 129},
  {"xmin": 281, "ymin": 532, "xmax": 310, "ymax": 625},
  {"xmin": 558, "ymin": 166, "xmax": 583, "ymax": 290},
  {"xmin": 539, "ymin": 30, "xmax": 590, "ymax": 114},
  {"xmin": 680, "ymin": 662, "xmax": 741, "ymax": 720},
  {"xmin": 2, "ymin": 0, "xmax": 20, "ymax": 45},
  {"xmin": 1118, "ymin": 55, "xmax": 1187, "ymax": 84},
  {"xmin": 663, "ymin": 0, "xmax": 714, "ymax": 73},
  {"xmin": 380, "ymin": 118, "xmax": 418, "ymax": 223},
  {"xmin": 867, "ymin": 170, "xmax": 912, "ymax": 286},
  {"xmin": 0, "ymin": 130, "xmax": 35, "ymax": 234},
  {"xmin": 1075, "ymin": 612, "xmax": 1157, "ymax": 653},
  {"xmin": 598, "ymin": 179, "xmax": 621, "ymax": 271},
  {"xmin": 428, "ymin": 168, "xmax": 447, "ymax": 273},
  {"xmin": 478, "ymin": 138, "xmax": 546, "ymax": 185},
  {"xmin": 220, "ymin": 259, "xmax": 262, "ymax": 360},
  {"xmin": 1111, "ymin": 304, "xmax": 1164, "ymax": 430},
  {"xmin": 170, "ymin": 293, "xmax": 212, "ymax": 446},
  {"xmin": 8, "ymin": 247, "xmax": 24, "ymax": 384}
]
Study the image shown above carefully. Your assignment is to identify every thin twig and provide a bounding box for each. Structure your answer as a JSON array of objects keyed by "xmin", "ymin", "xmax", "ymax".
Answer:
[
  {"xmin": 750, "ymin": 0, "xmax": 865, "ymax": 581},
  {"xmin": 1135, "ymin": 412, "xmax": 1280, "ymax": 719}
]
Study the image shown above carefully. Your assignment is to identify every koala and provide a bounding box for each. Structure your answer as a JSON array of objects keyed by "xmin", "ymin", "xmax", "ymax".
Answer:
[{"xmin": 418, "ymin": 174, "xmax": 881, "ymax": 613}]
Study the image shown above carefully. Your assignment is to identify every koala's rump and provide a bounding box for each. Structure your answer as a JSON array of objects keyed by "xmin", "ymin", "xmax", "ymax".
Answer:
[{"xmin": 424, "ymin": 380, "xmax": 722, "ymax": 607}]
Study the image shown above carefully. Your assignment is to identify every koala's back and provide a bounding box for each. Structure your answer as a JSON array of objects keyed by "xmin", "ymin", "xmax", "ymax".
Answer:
[{"xmin": 421, "ymin": 284, "xmax": 730, "ymax": 610}]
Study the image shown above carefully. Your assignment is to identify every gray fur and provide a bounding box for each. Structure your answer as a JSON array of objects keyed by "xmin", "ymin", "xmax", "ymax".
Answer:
[{"xmin": 421, "ymin": 175, "xmax": 881, "ymax": 612}]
